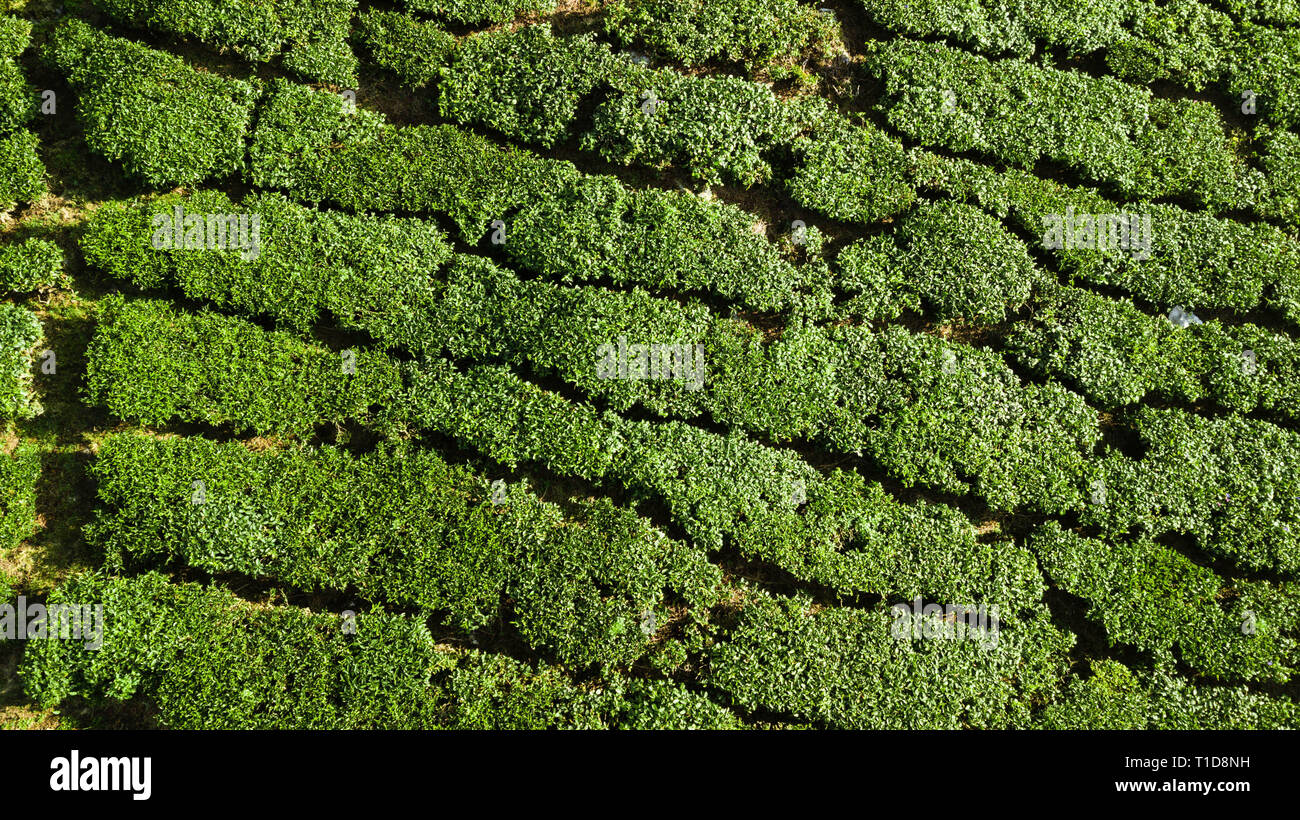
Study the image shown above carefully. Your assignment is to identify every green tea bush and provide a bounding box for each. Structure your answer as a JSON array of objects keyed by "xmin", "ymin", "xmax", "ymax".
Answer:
[
  {"xmin": 393, "ymin": 359, "xmax": 1049, "ymax": 612},
  {"xmin": 89, "ymin": 0, "xmax": 358, "ymax": 85},
  {"xmin": 910, "ymin": 152, "xmax": 1300, "ymax": 320},
  {"xmin": 836, "ymin": 199, "xmax": 1049, "ymax": 324},
  {"xmin": 19, "ymin": 570, "xmax": 449, "ymax": 729},
  {"xmin": 864, "ymin": 38, "xmax": 1253, "ymax": 210},
  {"xmin": 707, "ymin": 591, "xmax": 1073, "ymax": 729},
  {"xmin": 1084, "ymin": 407, "xmax": 1300, "ymax": 575},
  {"xmin": 44, "ymin": 20, "xmax": 257, "ymax": 187},
  {"xmin": 1257, "ymin": 126, "xmax": 1300, "ymax": 229},
  {"xmin": 784, "ymin": 103, "xmax": 916, "ymax": 224},
  {"xmin": 0, "ymin": 14, "xmax": 31, "ymax": 58},
  {"xmin": 83, "ymin": 296, "xmax": 399, "ymax": 436},
  {"xmin": 1041, "ymin": 659, "xmax": 1300, "ymax": 729},
  {"xmin": 0, "ymin": 302, "xmax": 42, "ymax": 420},
  {"xmin": 249, "ymin": 80, "xmax": 574, "ymax": 238},
  {"xmin": 602, "ymin": 0, "xmax": 842, "ymax": 72},
  {"xmin": 868, "ymin": 327, "xmax": 1099, "ymax": 513},
  {"xmin": 80, "ymin": 189, "xmax": 452, "ymax": 346},
  {"xmin": 1007, "ymin": 285, "xmax": 1300, "ymax": 417},
  {"xmin": 854, "ymin": 0, "xmax": 1138, "ymax": 57},
  {"xmin": 504, "ymin": 174, "xmax": 814, "ymax": 312},
  {"xmin": 1219, "ymin": 0, "xmax": 1300, "ymax": 23},
  {"xmin": 403, "ymin": 0, "xmax": 555, "ymax": 24},
  {"xmin": 1104, "ymin": 0, "xmax": 1235, "ymax": 90},
  {"xmin": 0, "ymin": 442, "xmax": 39, "ymax": 552},
  {"xmin": 441, "ymin": 24, "xmax": 622, "ymax": 147},
  {"xmin": 1028, "ymin": 522, "xmax": 1296, "ymax": 682},
  {"xmin": 355, "ymin": 9, "xmax": 457, "ymax": 88},
  {"xmin": 0, "ymin": 53, "xmax": 33, "ymax": 136},
  {"xmin": 583, "ymin": 68, "xmax": 797, "ymax": 186},
  {"xmin": 0, "ymin": 238, "xmax": 64, "ymax": 293},
  {"xmin": 22, "ymin": 569, "xmax": 737, "ymax": 728},
  {"xmin": 0, "ymin": 130, "xmax": 43, "ymax": 211},
  {"xmin": 89, "ymin": 433, "xmax": 719, "ymax": 669}
]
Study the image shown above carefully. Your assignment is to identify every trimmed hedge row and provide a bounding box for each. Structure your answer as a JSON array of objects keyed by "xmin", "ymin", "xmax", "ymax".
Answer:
[
  {"xmin": 601, "ymin": 0, "xmax": 842, "ymax": 74},
  {"xmin": 852, "ymin": 0, "xmax": 1138, "ymax": 57},
  {"xmin": 864, "ymin": 38, "xmax": 1255, "ymax": 211},
  {"xmin": 1219, "ymin": 0, "xmax": 1300, "ymax": 24},
  {"xmin": 0, "ymin": 17, "xmax": 34, "ymax": 136},
  {"xmin": 1039, "ymin": 659, "xmax": 1300, "ymax": 729},
  {"xmin": 1083, "ymin": 407, "xmax": 1300, "ymax": 576},
  {"xmin": 836, "ymin": 199, "xmax": 1050, "ymax": 324},
  {"xmin": 0, "ymin": 238, "xmax": 63, "ymax": 293},
  {"xmin": 0, "ymin": 130, "xmax": 44, "ymax": 212},
  {"xmin": 21, "ymin": 570, "xmax": 733, "ymax": 729},
  {"xmin": 439, "ymin": 24, "xmax": 623, "ymax": 148},
  {"xmin": 44, "ymin": 20, "xmax": 258, "ymax": 187},
  {"xmin": 1258, "ymin": 126, "xmax": 1300, "ymax": 229},
  {"xmin": 1028, "ymin": 522, "xmax": 1296, "ymax": 683},
  {"xmin": 391, "ymin": 359, "xmax": 1050, "ymax": 612},
  {"xmin": 0, "ymin": 14, "xmax": 30, "ymax": 58},
  {"xmin": 784, "ymin": 102, "xmax": 916, "ymax": 224},
  {"xmin": 83, "ymin": 297, "xmax": 399, "ymax": 436},
  {"xmin": 706, "ymin": 590, "xmax": 1073, "ymax": 729},
  {"xmin": 0, "ymin": 15, "xmax": 40, "ymax": 212},
  {"xmin": 0, "ymin": 442, "xmax": 39, "ymax": 552},
  {"xmin": 80, "ymin": 189, "xmax": 453, "ymax": 345},
  {"xmin": 1105, "ymin": 1, "xmax": 1300, "ymax": 130},
  {"xmin": 867, "ymin": 327, "xmax": 1099, "ymax": 513},
  {"xmin": 582, "ymin": 63, "xmax": 797, "ymax": 187},
  {"xmin": 249, "ymin": 80, "xmax": 569, "ymax": 240},
  {"xmin": 89, "ymin": 0, "xmax": 359, "ymax": 85},
  {"xmin": 88, "ymin": 433, "xmax": 720, "ymax": 669},
  {"xmin": 909, "ymin": 151, "xmax": 1300, "ymax": 322},
  {"xmin": 1007, "ymin": 285, "xmax": 1300, "ymax": 417},
  {"xmin": 398, "ymin": 266, "xmax": 1099, "ymax": 516},
  {"xmin": 502, "ymin": 173, "xmax": 815, "ymax": 312},
  {"xmin": 402, "ymin": 0, "xmax": 555, "ymax": 24},
  {"xmin": 0, "ymin": 302, "xmax": 42, "ymax": 420},
  {"xmin": 354, "ymin": 9, "xmax": 456, "ymax": 88}
]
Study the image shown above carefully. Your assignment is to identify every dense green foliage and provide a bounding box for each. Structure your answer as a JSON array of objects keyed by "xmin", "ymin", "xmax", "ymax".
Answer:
[
  {"xmin": 0, "ymin": 302, "xmax": 42, "ymax": 420},
  {"xmin": 45, "ymin": 20, "xmax": 257, "ymax": 187},
  {"xmin": 864, "ymin": 38, "xmax": 1254, "ymax": 211},
  {"xmin": 708, "ymin": 591, "xmax": 1073, "ymax": 729},
  {"xmin": 81, "ymin": 189, "xmax": 452, "ymax": 344},
  {"xmin": 6, "ymin": 3, "xmax": 1299, "ymax": 732},
  {"xmin": 602, "ymin": 0, "xmax": 841, "ymax": 73},
  {"xmin": 0, "ymin": 443, "xmax": 39, "ymax": 553},
  {"xmin": 1083, "ymin": 407, "xmax": 1300, "ymax": 576},
  {"xmin": 0, "ymin": 238, "xmax": 63, "ymax": 293},
  {"xmin": 89, "ymin": 0, "xmax": 359, "ymax": 85},
  {"xmin": 89, "ymin": 434, "xmax": 720, "ymax": 669},
  {"xmin": 1007, "ymin": 285, "xmax": 1300, "ymax": 417},
  {"xmin": 83, "ymin": 297, "xmax": 399, "ymax": 435}
]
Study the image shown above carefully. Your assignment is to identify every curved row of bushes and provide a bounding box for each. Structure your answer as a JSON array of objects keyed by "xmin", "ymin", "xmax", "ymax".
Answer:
[
  {"xmin": 89, "ymin": 433, "xmax": 720, "ymax": 670},
  {"xmin": 0, "ymin": 15, "xmax": 43, "ymax": 211},
  {"xmin": 88, "ymin": 0, "xmax": 359, "ymax": 85},
  {"xmin": 1083, "ymin": 406, "xmax": 1300, "ymax": 576},
  {"xmin": 83, "ymin": 296, "xmax": 399, "ymax": 436},
  {"xmin": 862, "ymin": 38, "xmax": 1255, "ymax": 212},
  {"xmin": 1007, "ymin": 285, "xmax": 1300, "ymax": 417},
  {"xmin": 20, "ymin": 570, "xmax": 740, "ymax": 729},
  {"xmin": 1028, "ymin": 521, "xmax": 1298, "ymax": 683},
  {"xmin": 393, "ymin": 358, "xmax": 1049, "ymax": 613}
]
